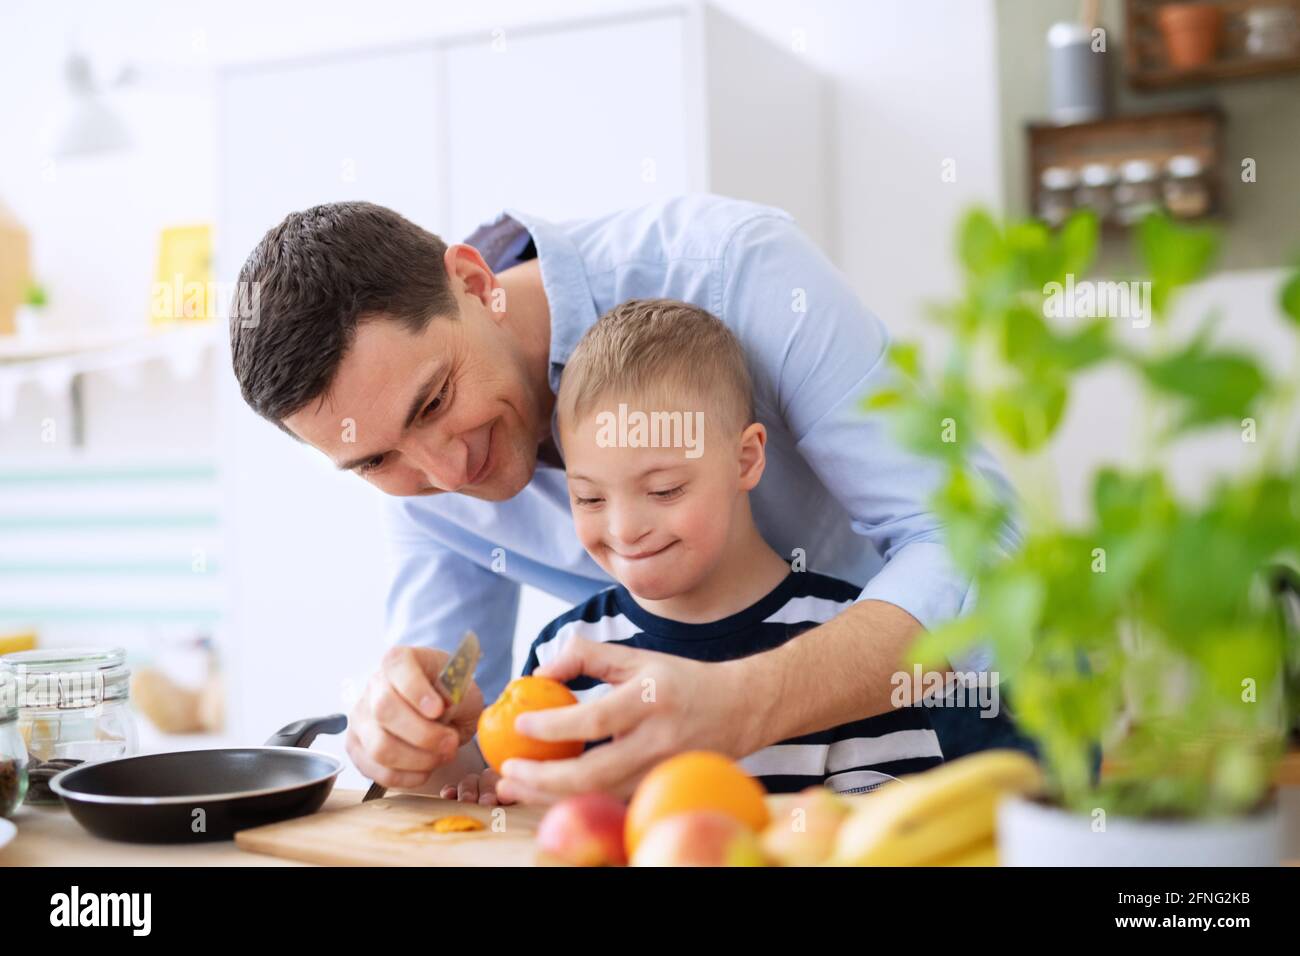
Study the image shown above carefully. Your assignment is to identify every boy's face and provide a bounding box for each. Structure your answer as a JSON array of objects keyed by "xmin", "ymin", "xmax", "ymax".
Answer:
[{"xmin": 561, "ymin": 403, "xmax": 749, "ymax": 601}]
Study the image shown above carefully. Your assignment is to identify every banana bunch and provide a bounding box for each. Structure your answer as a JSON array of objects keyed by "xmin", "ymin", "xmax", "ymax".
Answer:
[{"xmin": 831, "ymin": 750, "xmax": 1042, "ymax": 866}]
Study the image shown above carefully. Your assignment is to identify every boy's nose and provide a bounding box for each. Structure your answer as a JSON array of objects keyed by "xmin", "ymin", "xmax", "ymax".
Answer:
[{"xmin": 607, "ymin": 508, "xmax": 652, "ymax": 549}]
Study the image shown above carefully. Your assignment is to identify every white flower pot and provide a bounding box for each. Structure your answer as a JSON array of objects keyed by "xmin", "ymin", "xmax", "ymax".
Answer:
[{"xmin": 998, "ymin": 794, "xmax": 1281, "ymax": 866}]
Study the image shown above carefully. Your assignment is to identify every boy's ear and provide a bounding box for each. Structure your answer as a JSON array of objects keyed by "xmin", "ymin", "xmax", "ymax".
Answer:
[{"xmin": 737, "ymin": 422, "xmax": 767, "ymax": 492}]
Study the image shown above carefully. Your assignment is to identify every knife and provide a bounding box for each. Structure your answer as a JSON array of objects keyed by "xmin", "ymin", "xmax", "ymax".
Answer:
[{"xmin": 361, "ymin": 630, "xmax": 481, "ymax": 803}]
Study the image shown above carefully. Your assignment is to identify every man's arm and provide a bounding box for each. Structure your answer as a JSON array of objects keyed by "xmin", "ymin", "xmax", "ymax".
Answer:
[
  {"xmin": 348, "ymin": 500, "xmax": 522, "ymax": 790},
  {"xmin": 730, "ymin": 600, "xmax": 925, "ymax": 752},
  {"xmin": 722, "ymin": 213, "xmax": 1017, "ymax": 661},
  {"xmin": 383, "ymin": 498, "xmax": 522, "ymax": 703}
]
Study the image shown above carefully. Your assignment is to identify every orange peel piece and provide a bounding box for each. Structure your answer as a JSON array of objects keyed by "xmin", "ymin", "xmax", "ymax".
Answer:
[{"xmin": 429, "ymin": 814, "xmax": 486, "ymax": 833}]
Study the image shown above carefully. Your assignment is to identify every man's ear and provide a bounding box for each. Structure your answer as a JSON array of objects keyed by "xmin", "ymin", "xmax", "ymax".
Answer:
[
  {"xmin": 444, "ymin": 244, "xmax": 498, "ymax": 311},
  {"xmin": 737, "ymin": 422, "xmax": 767, "ymax": 492}
]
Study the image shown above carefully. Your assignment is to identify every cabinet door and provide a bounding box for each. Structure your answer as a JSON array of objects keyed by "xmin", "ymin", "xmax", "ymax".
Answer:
[
  {"xmin": 441, "ymin": 11, "xmax": 698, "ymax": 240},
  {"xmin": 214, "ymin": 47, "xmax": 443, "ymax": 748}
]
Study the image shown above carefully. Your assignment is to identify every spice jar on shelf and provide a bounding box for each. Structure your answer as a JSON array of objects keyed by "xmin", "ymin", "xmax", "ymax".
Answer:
[
  {"xmin": 1114, "ymin": 158, "xmax": 1162, "ymax": 226},
  {"xmin": 0, "ymin": 665, "xmax": 28, "ymax": 817},
  {"xmin": 1, "ymin": 647, "xmax": 137, "ymax": 805},
  {"xmin": 1163, "ymin": 154, "xmax": 1212, "ymax": 219},
  {"xmin": 1075, "ymin": 162, "xmax": 1118, "ymax": 223},
  {"xmin": 1037, "ymin": 166, "xmax": 1080, "ymax": 227},
  {"xmin": 1245, "ymin": 6, "xmax": 1299, "ymax": 58}
]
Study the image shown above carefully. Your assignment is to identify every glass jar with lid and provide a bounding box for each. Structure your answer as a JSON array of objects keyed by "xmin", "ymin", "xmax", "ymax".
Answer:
[
  {"xmin": 1114, "ymin": 158, "xmax": 1162, "ymax": 226},
  {"xmin": 1075, "ymin": 162, "xmax": 1118, "ymax": 223},
  {"xmin": 2, "ymin": 647, "xmax": 137, "ymax": 805},
  {"xmin": 1245, "ymin": 6, "xmax": 1299, "ymax": 58},
  {"xmin": 1164, "ymin": 154, "xmax": 1212, "ymax": 219},
  {"xmin": 0, "ymin": 665, "xmax": 29, "ymax": 817},
  {"xmin": 1037, "ymin": 166, "xmax": 1079, "ymax": 227}
]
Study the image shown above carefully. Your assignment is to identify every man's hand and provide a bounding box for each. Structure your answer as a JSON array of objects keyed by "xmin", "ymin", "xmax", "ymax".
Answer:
[
  {"xmin": 346, "ymin": 645, "xmax": 484, "ymax": 790},
  {"xmin": 494, "ymin": 638, "xmax": 769, "ymax": 805},
  {"xmin": 494, "ymin": 601, "xmax": 925, "ymax": 804}
]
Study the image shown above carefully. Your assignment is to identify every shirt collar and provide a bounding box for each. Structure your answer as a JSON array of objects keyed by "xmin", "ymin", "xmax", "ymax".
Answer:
[{"xmin": 463, "ymin": 208, "xmax": 597, "ymax": 395}]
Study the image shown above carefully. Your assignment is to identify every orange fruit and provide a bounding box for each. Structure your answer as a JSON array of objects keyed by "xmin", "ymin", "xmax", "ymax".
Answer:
[
  {"xmin": 625, "ymin": 751, "xmax": 770, "ymax": 857},
  {"xmin": 477, "ymin": 675, "xmax": 585, "ymax": 773}
]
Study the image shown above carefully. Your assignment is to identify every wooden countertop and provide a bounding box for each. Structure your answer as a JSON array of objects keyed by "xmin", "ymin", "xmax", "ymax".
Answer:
[
  {"xmin": 5, "ymin": 760, "xmax": 1298, "ymax": 866},
  {"xmin": 0, "ymin": 788, "xmax": 368, "ymax": 867}
]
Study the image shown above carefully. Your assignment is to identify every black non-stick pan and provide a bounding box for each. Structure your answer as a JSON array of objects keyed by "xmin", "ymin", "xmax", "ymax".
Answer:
[{"xmin": 49, "ymin": 714, "xmax": 347, "ymax": 844}]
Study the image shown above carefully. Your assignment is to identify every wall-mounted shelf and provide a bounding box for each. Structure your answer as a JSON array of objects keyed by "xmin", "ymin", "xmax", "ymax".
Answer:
[
  {"xmin": 1125, "ymin": 0, "xmax": 1300, "ymax": 90},
  {"xmin": 0, "ymin": 322, "xmax": 217, "ymax": 440},
  {"xmin": 1025, "ymin": 106, "xmax": 1225, "ymax": 232}
]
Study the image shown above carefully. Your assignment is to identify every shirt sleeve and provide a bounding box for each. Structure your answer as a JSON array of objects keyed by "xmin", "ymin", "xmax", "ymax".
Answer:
[
  {"xmin": 720, "ymin": 214, "xmax": 1017, "ymax": 669},
  {"xmin": 383, "ymin": 500, "xmax": 522, "ymax": 704}
]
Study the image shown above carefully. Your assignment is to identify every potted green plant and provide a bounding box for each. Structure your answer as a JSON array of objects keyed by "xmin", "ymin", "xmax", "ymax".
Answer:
[
  {"xmin": 870, "ymin": 208, "xmax": 1300, "ymax": 865},
  {"xmin": 16, "ymin": 280, "xmax": 50, "ymax": 339}
]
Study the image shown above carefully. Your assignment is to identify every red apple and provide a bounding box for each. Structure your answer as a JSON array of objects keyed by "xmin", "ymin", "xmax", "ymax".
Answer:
[
  {"xmin": 536, "ymin": 792, "xmax": 629, "ymax": 866},
  {"xmin": 630, "ymin": 811, "xmax": 767, "ymax": 867}
]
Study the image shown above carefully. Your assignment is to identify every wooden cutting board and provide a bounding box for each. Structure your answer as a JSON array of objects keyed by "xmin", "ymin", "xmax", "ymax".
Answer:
[{"xmin": 235, "ymin": 793, "xmax": 549, "ymax": 867}]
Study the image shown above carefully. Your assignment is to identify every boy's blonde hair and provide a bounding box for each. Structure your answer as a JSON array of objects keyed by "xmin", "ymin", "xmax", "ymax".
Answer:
[{"xmin": 557, "ymin": 299, "xmax": 755, "ymax": 435}]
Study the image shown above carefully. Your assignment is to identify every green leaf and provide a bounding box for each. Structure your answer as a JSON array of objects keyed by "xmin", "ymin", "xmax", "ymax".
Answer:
[
  {"xmin": 907, "ymin": 613, "xmax": 987, "ymax": 669},
  {"xmin": 990, "ymin": 375, "xmax": 1068, "ymax": 451},
  {"xmin": 1280, "ymin": 270, "xmax": 1300, "ymax": 328},
  {"xmin": 888, "ymin": 341, "xmax": 922, "ymax": 380},
  {"xmin": 863, "ymin": 388, "xmax": 903, "ymax": 410},
  {"xmin": 1059, "ymin": 209, "xmax": 1099, "ymax": 278},
  {"xmin": 958, "ymin": 208, "xmax": 1004, "ymax": 278},
  {"xmin": 1140, "ymin": 344, "xmax": 1268, "ymax": 431},
  {"xmin": 1136, "ymin": 213, "xmax": 1220, "ymax": 315},
  {"xmin": 932, "ymin": 466, "xmax": 1011, "ymax": 574}
]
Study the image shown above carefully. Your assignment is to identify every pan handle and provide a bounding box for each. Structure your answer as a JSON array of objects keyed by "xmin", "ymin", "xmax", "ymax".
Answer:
[{"xmin": 265, "ymin": 714, "xmax": 348, "ymax": 749}]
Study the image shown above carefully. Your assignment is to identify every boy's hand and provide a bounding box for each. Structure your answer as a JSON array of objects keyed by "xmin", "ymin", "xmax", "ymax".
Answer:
[
  {"xmin": 439, "ymin": 769, "xmax": 515, "ymax": 806},
  {"xmin": 345, "ymin": 645, "xmax": 485, "ymax": 790}
]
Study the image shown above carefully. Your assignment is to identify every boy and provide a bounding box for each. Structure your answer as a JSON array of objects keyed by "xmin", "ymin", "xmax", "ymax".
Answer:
[{"xmin": 508, "ymin": 298, "xmax": 944, "ymax": 795}]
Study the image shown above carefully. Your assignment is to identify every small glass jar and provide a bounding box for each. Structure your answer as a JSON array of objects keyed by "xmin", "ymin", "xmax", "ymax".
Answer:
[
  {"xmin": 1037, "ymin": 166, "xmax": 1079, "ymax": 227},
  {"xmin": 2, "ymin": 648, "xmax": 137, "ymax": 805},
  {"xmin": 1114, "ymin": 158, "xmax": 1162, "ymax": 226},
  {"xmin": 0, "ymin": 666, "xmax": 29, "ymax": 817},
  {"xmin": 1164, "ymin": 154, "xmax": 1212, "ymax": 219},
  {"xmin": 1075, "ymin": 162, "xmax": 1118, "ymax": 223},
  {"xmin": 1245, "ymin": 7, "xmax": 1299, "ymax": 58}
]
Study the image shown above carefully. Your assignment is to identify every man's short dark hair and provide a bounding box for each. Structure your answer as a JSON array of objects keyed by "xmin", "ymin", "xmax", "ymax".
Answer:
[{"xmin": 229, "ymin": 201, "xmax": 457, "ymax": 426}]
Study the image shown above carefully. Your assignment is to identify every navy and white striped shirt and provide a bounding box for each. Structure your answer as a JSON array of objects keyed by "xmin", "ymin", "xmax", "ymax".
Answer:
[{"xmin": 522, "ymin": 570, "xmax": 944, "ymax": 794}]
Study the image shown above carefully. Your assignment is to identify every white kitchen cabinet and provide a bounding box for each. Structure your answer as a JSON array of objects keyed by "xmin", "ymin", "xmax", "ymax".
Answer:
[{"xmin": 213, "ymin": 3, "xmax": 829, "ymax": 759}]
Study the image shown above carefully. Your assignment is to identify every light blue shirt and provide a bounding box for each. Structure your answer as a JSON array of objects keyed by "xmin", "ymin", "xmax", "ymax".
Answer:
[{"xmin": 384, "ymin": 194, "xmax": 1012, "ymax": 704}]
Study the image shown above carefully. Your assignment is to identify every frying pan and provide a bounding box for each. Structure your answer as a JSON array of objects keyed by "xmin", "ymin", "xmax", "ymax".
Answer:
[{"xmin": 49, "ymin": 714, "xmax": 347, "ymax": 844}]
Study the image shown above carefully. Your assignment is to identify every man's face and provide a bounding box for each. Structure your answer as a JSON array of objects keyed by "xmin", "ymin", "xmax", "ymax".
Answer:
[{"xmin": 283, "ymin": 248, "xmax": 549, "ymax": 500}]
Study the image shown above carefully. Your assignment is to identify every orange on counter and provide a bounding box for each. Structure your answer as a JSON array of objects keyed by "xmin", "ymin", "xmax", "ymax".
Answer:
[
  {"xmin": 477, "ymin": 675, "xmax": 585, "ymax": 773},
  {"xmin": 625, "ymin": 751, "xmax": 769, "ymax": 857}
]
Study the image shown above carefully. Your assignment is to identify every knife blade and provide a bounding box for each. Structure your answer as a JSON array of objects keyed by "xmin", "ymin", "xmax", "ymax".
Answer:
[{"xmin": 362, "ymin": 630, "xmax": 481, "ymax": 803}]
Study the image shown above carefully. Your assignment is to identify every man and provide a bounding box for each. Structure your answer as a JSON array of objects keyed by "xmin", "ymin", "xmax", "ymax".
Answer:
[{"xmin": 230, "ymin": 194, "xmax": 1020, "ymax": 804}]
